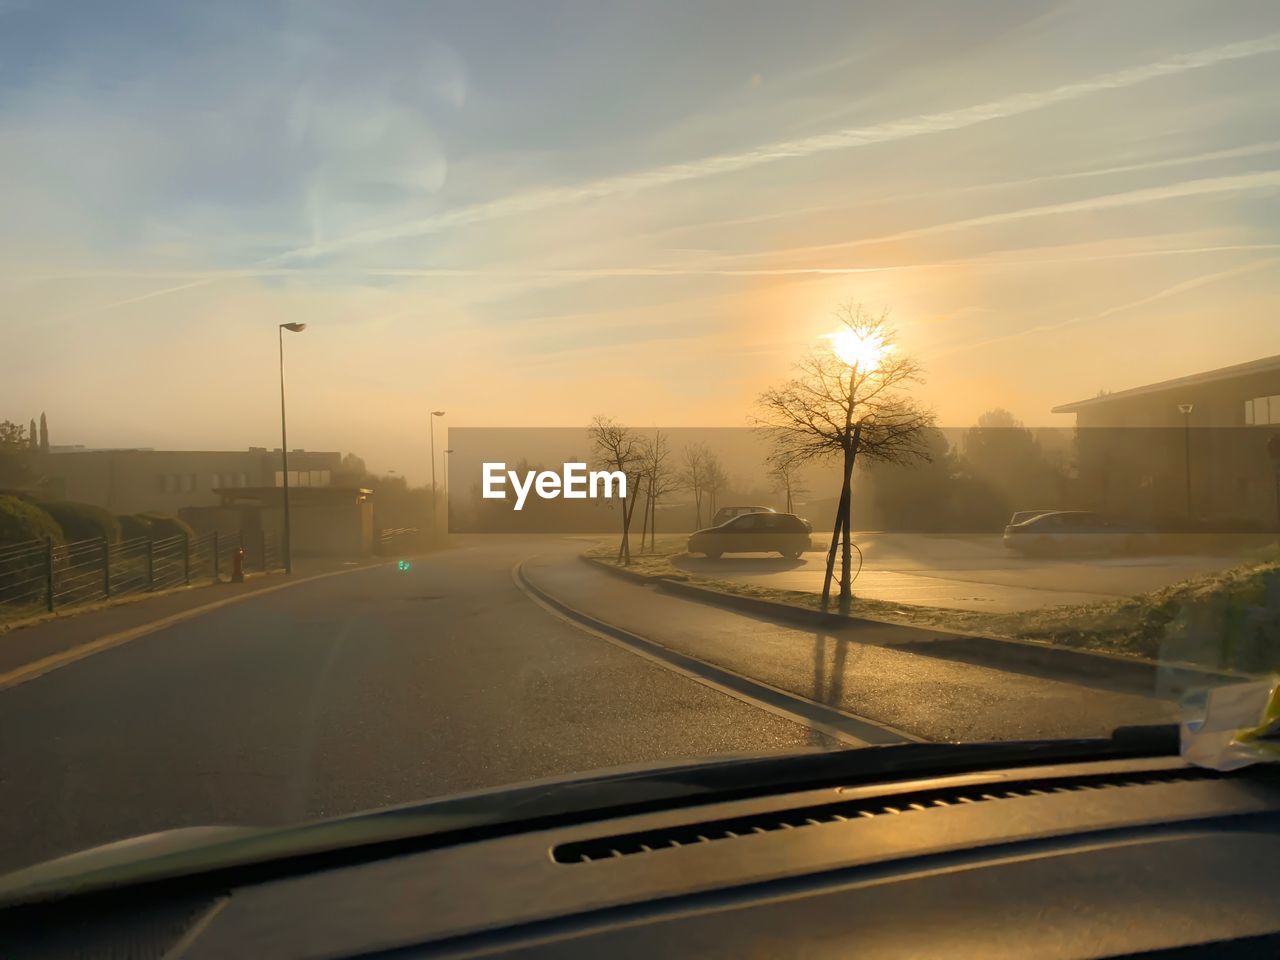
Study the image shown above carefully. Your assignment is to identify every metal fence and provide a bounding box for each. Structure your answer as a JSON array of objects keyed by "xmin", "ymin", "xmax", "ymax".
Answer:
[
  {"xmin": 0, "ymin": 530, "xmax": 284, "ymax": 619},
  {"xmin": 377, "ymin": 527, "xmax": 420, "ymax": 555}
]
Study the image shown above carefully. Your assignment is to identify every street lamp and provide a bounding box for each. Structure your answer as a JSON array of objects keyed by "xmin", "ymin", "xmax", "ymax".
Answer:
[
  {"xmin": 443, "ymin": 448, "xmax": 454, "ymax": 526},
  {"xmin": 430, "ymin": 410, "xmax": 445, "ymax": 537},
  {"xmin": 1177, "ymin": 403, "xmax": 1194, "ymax": 520},
  {"xmin": 278, "ymin": 322, "xmax": 307, "ymax": 574}
]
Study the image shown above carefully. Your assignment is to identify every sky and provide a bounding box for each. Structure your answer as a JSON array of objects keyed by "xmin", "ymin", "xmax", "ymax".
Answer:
[{"xmin": 2, "ymin": 0, "xmax": 1278, "ymax": 482}]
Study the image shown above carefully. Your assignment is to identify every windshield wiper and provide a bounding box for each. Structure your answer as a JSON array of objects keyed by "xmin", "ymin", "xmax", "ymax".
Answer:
[{"xmin": 0, "ymin": 724, "xmax": 1181, "ymax": 910}]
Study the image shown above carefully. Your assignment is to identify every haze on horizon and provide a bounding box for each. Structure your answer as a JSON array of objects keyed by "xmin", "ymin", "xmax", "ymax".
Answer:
[{"xmin": 2, "ymin": 0, "xmax": 1278, "ymax": 482}]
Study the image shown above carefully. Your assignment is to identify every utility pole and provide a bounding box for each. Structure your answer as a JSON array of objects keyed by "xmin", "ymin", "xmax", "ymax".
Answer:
[
  {"xmin": 430, "ymin": 410, "xmax": 445, "ymax": 538},
  {"xmin": 278, "ymin": 322, "xmax": 308, "ymax": 573},
  {"xmin": 1178, "ymin": 403, "xmax": 1194, "ymax": 519}
]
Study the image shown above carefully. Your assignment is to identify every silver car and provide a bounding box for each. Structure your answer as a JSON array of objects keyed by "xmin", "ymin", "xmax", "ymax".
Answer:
[{"xmin": 1003, "ymin": 511, "xmax": 1154, "ymax": 556}]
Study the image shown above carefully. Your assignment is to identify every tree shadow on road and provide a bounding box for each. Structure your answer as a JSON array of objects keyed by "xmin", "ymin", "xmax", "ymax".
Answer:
[{"xmin": 808, "ymin": 625, "xmax": 863, "ymax": 748}]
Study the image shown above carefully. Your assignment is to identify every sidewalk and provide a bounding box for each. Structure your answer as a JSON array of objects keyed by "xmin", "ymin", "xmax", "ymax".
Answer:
[
  {"xmin": 0, "ymin": 557, "xmax": 382, "ymax": 679},
  {"xmin": 520, "ymin": 554, "xmax": 1176, "ymax": 743}
]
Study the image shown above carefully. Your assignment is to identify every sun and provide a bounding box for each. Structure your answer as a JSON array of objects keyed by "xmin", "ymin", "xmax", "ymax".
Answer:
[{"xmin": 830, "ymin": 329, "xmax": 890, "ymax": 369}]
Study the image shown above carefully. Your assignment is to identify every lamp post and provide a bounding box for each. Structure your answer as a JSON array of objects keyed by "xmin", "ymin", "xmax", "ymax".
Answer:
[
  {"xmin": 430, "ymin": 410, "xmax": 445, "ymax": 537},
  {"xmin": 1178, "ymin": 402, "xmax": 1194, "ymax": 520},
  {"xmin": 278, "ymin": 322, "xmax": 307, "ymax": 573},
  {"xmin": 443, "ymin": 448, "xmax": 454, "ymax": 528}
]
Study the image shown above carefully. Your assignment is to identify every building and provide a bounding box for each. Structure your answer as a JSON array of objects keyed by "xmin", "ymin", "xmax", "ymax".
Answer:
[
  {"xmin": 27, "ymin": 447, "xmax": 341, "ymax": 515},
  {"xmin": 194, "ymin": 485, "xmax": 374, "ymax": 556},
  {"xmin": 1052, "ymin": 354, "xmax": 1280, "ymax": 528}
]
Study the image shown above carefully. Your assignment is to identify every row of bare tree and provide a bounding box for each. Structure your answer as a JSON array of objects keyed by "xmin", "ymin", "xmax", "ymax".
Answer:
[
  {"xmin": 592, "ymin": 303, "xmax": 936, "ymax": 610},
  {"xmin": 586, "ymin": 422, "xmax": 739, "ymax": 565}
]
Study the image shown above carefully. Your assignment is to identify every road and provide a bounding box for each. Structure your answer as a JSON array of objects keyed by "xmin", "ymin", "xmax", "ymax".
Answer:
[
  {"xmin": 676, "ymin": 533, "xmax": 1255, "ymax": 611},
  {"xmin": 0, "ymin": 536, "xmax": 1176, "ymax": 874}
]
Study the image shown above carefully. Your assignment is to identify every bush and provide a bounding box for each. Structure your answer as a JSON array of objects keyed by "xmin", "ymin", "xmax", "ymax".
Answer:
[
  {"xmin": 37, "ymin": 500, "xmax": 121, "ymax": 544},
  {"xmin": 117, "ymin": 512, "xmax": 196, "ymax": 542},
  {"xmin": 0, "ymin": 495, "xmax": 63, "ymax": 547}
]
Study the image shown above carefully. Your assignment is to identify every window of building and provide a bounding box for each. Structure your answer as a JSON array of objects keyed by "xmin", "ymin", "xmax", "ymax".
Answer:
[
  {"xmin": 211, "ymin": 472, "xmax": 222, "ymax": 489},
  {"xmin": 184, "ymin": 473, "xmax": 196, "ymax": 493},
  {"xmin": 1245, "ymin": 395, "xmax": 1280, "ymax": 425},
  {"xmin": 169, "ymin": 473, "xmax": 181, "ymax": 493},
  {"xmin": 155, "ymin": 473, "xmax": 167, "ymax": 493}
]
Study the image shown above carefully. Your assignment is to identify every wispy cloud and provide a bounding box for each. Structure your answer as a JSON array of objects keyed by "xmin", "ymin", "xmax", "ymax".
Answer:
[
  {"xmin": 935, "ymin": 256, "xmax": 1280, "ymax": 358},
  {"xmin": 16, "ymin": 241, "xmax": 1280, "ymax": 290},
  {"xmin": 48, "ymin": 32, "xmax": 1280, "ymax": 320},
  {"xmin": 63, "ymin": 277, "xmax": 216, "ymax": 321},
  {"xmin": 274, "ymin": 33, "xmax": 1280, "ymax": 263},
  {"xmin": 717, "ymin": 170, "xmax": 1280, "ymax": 262},
  {"xmin": 546, "ymin": 141, "xmax": 1280, "ymax": 255}
]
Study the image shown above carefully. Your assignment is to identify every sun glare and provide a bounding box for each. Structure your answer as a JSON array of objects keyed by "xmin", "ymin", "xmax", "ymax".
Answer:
[{"xmin": 830, "ymin": 329, "xmax": 890, "ymax": 370}]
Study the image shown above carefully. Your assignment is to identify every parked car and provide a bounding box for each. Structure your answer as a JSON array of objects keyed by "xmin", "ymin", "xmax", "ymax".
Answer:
[
  {"xmin": 1008, "ymin": 509, "xmax": 1055, "ymax": 525},
  {"xmin": 1003, "ymin": 510, "xmax": 1156, "ymax": 556},
  {"xmin": 689, "ymin": 512, "xmax": 812, "ymax": 559},
  {"xmin": 710, "ymin": 505, "xmax": 775, "ymax": 527}
]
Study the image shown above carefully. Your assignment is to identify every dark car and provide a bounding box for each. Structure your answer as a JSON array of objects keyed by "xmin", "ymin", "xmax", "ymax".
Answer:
[
  {"xmin": 1003, "ymin": 510, "xmax": 1156, "ymax": 556},
  {"xmin": 689, "ymin": 511, "xmax": 812, "ymax": 559}
]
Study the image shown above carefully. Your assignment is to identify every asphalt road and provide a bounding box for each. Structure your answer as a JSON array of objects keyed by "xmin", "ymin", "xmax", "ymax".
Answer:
[
  {"xmin": 0, "ymin": 539, "xmax": 826, "ymax": 873},
  {"xmin": 677, "ymin": 533, "xmax": 1256, "ymax": 611},
  {"xmin": 0, "ymin": 535, "xmax": 1174, "ymax": 875}
]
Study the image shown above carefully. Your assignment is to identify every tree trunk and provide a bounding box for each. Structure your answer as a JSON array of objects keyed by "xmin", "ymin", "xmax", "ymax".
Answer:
[
  {"xmin": 821, "ymin": 452, "xmax": 852, "ymax": 609},
  {"xmin": 839, "ymin": 427, "xmax": 860, "ymax": 609},
  {"xmin": 643, "ymin": 476, "xmax": 654, "ymax": 551},
  {"xmin": 617, "ymin": 476, "xmax": 642, "ymax": 564},
  {"xmin": 838, "ymin": 425, "xmax": 864, "ymax": 610}
]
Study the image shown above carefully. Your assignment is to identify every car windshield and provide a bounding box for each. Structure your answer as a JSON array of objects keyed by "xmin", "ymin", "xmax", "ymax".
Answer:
[{"xmin": 1, "ymin": 0, "xmax": 1278, "ymax": 877}]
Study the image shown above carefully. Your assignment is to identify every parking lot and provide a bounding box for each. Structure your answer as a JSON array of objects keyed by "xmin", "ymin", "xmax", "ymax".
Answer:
[{"xmin": 673, "ymin": 533, "xmax": 1263, "ymax": 612}]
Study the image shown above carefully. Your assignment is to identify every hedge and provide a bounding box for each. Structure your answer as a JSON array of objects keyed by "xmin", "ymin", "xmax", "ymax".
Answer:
[
  {"xmin": 0, "ymin": 495, "xmax": 64, "ymax": 547},
  {"xmin": 117, "ymin": 512, "xmax": 196, "ymax": 542},
  {"xmin": 38, "ymin": 500, "xmax": 121, "ymax": 544}
]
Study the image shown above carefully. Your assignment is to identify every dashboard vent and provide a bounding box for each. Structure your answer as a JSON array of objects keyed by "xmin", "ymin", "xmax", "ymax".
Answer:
[{"xmin": 552, "ymin": 767, "xmax": 1218, "ymax": 864}]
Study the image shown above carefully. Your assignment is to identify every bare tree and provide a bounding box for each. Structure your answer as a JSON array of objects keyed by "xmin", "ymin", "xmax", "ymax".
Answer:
[
  {"xmin": 678, "ymin": 443, "xmax": 709, "ymax": 528},
  {"xmin": 638, "ymin": 430, "xmax": 679, "ymax": 551},
  {"xmin": 756, "ymin": 304, "xmax": 934, "ymax": 610},
  {"xmin": 766, "ymin": 451, "xmax": 809, "ymax": 514},
  {"xmin": 703, "ymin": 454, "xmax": 728, "ymax": 518},
  {"xmin": 589, "ymin": 415, "xmax": 645, "ymax": 564}
]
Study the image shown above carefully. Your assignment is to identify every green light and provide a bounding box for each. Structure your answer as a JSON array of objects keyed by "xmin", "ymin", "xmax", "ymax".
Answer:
[{"xmin": 398, "ymin": 559, "xmax": 412, "ymax": 571}]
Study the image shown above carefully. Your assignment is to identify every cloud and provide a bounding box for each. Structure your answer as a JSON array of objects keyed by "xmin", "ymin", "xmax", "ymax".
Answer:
[
  {"xmin": 272, "ymin": 32, "xmax": 1280, "ymax": 263},
  {"xmin": 49, "ymin": 31, "xmax": 1280, "ymax": 319},
  {"xmin": 934, "ymin": 256, "xmax": 1280, "ymax": 357},
  {"xmin": 713, "ymin": 170, "xmax": 1280, "ymax": 263}
]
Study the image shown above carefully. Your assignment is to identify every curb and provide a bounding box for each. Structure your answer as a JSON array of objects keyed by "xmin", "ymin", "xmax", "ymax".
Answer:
[
  {"xmin": 517, "ymin": 561, "xmax": 913, "ymax": 746},
  {"xmin": 582, "ymin": 555, "xmax": 1252, "ymax": 694},
  {"xmin": 579, "ymin": 555, "xmax": 666, "ymax": 584}
]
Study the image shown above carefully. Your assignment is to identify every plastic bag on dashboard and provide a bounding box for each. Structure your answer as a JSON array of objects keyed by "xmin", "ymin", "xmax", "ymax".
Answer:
[{"xmin": 1182, "ymin": 678, "xmax": 1280, "ymax": 771}]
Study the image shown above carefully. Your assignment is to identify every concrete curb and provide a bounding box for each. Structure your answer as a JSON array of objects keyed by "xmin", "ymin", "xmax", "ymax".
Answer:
[
  {"xmin": 518, "ymin": 561, "xmax": 913, "ymax": 746},
  {"xmin": 582, "ymin": 555, "xmax": 1252, "ymax": 693},
  {"xmin": 579, "ymin": 554, "xmax": 667, "ymax": 584}
]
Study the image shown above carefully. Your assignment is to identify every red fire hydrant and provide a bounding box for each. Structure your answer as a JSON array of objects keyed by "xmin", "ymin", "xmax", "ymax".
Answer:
[{"xmin": 231, "ymin": 546, "xmax": 245, "ymax": 583}]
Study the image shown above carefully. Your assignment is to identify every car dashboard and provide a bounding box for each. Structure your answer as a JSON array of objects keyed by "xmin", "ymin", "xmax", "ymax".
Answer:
[{"xmin": 7, "ymin": 755, "xmax": 1280, "ymax": 958}]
